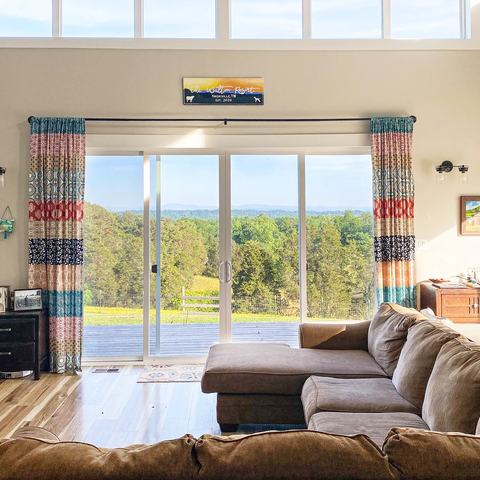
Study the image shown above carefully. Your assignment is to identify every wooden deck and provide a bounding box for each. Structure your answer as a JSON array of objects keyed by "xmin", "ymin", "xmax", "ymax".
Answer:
[{"xmin": 83, "ymin": 322, "xmax": 300, "ymax": 357}]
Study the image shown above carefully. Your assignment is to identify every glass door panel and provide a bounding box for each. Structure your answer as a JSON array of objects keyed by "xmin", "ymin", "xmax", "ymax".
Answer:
[
  {"xmin": 150, "ymin": 155, "xmax": 220, "ymax": 357},
  {"xmin": 305, "ymin": 155, "xmax": 374, "ymax": 322},
  {"xmin": 230, "ymin": 155, "xmax": 300, "ymax": 346},
  {"xmin": 83, "ymin": 155, "xmax": 144, "ymax": 358}
]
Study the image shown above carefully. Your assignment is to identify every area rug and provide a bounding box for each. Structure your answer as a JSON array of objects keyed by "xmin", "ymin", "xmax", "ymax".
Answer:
[{"xmin": 137, "ymin": 364, "xmax": 204, "ymax": 383}]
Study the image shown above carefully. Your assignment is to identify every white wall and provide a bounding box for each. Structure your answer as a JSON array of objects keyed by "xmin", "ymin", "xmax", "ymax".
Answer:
[{"xmin": 0, "ymin": 47, "xmax": 479, "ymax": 288}]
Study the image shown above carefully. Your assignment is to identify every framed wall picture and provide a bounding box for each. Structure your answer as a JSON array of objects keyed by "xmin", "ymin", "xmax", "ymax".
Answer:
[
  {"xmin": 461, "ymin": 196, "xmax": 480, "ymax": 236},
  {"xmin": 14, "ymin": 288, "xmax": 42, "ymax": 311}
]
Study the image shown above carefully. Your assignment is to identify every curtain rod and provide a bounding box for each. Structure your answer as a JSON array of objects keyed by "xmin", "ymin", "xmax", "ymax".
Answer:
[{"xmin": 28, "ymin": 115, "xmax": 417, "ymax": 126}]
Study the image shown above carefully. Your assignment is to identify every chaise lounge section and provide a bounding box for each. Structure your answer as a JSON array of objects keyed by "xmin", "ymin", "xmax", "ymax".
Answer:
[
  {"xmin": 202, "ymin": 301, "xmax": 480, "ymax": 445},
  {"xmin": 201, "ymin": 303, "xmax": 426, "ymax": 432}
]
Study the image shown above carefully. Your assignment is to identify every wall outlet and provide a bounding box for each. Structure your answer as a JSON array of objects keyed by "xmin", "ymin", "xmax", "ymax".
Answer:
[{"xmin": 416, "ymin": 239, "xmax": 428, "ymax": 250}]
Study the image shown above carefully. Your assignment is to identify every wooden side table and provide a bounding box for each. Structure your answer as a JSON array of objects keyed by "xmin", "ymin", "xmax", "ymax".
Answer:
[
  {"xmin": 0, "ymin": 310, "xmax": 49, "ymax": 380},
  {"xmin": 419, "ymin": 282, "xmax": 480, "ymax": 324}
]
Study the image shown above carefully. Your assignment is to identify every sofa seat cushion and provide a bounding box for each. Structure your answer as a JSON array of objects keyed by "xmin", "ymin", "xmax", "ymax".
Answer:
[
  {"xmin": 384, "ymin": 428, "xmax": 480, "ymax": 480},
  {"xmin": 202, "ymin": 343, "xmax": 387, "ymax": 395},
  {"xmin": 423, "ymin": 337, "xmax": 480, "ymax": 434},
  {"xmin": 368, "ymin": 303, "xmax": 426, "ymax": 376},
  {"xmin": 302, "ymin": 376, "xmax": 419, "ymax": 424},
  {"xmin": 392, "ymin": 319, "xmax": 460, "ymax": 409},
  {"xmin": 308, "ymin": 412, "xmax": 428, "ymax": 448},
  {"xmin": 195, "ymin": 430, "xmax": 399, "ymax": 480}
]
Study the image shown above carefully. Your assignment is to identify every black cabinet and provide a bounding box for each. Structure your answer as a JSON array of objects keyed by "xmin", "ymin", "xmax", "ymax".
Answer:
[{"xmin": 0, "ymin": 310, "xmax": 49, "ymax": 380}]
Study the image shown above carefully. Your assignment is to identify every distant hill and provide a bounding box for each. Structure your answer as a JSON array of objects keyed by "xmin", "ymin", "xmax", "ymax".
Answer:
[
  {"xmin": 161, "ymin": 204, "xmax": 371, "ymax": 212},
  {"xmin": 123, "ymin": 209, "xmax": 371, "ymax": 220}
]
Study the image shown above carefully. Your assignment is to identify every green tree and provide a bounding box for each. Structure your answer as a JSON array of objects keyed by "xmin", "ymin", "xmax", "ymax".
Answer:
[
  {"xmin": 307, "ymin": 221, "xmax": 351, "ymax": 318},
  {"xmin": 160, "ymin": 218, "xmax": 207, "ymax": 298}
]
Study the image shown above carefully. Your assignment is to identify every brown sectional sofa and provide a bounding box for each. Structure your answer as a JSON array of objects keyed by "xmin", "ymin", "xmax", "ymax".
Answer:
[
  {"xmin": 3, "ymin": 424, "xmax": 480, "ymax": 479},
  {"xmin": 4, "ymin": 302, "xmax": 480, "ymax": 479},
  {"xmin": 202, "ymin": 302, "xmax": 480, "ymax": 445}
]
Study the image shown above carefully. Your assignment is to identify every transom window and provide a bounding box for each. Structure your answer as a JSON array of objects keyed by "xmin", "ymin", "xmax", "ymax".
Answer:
[
  {"xmin": 0, "ymin": 0, "xmax": 52, "ymax": 37},
  {"xmin": 391, "ymin": 0, "xmax": 462, "ymax": 39},
  {"xmin": 231, "ymin": 0, "xmax": 303, "ymax": 40},
  {"xmin": 311, "ymin": 0, "xmax": 382, "ymax": 39},
  {"xmin": 0, "ymin": 0, "xmax": 471, "ymax": 40},
  {"xmin": 144, "ymin": 0, "xmax": 216, "ymax": 39},
  {"xmin": 62, "ymin": 0, "xmax": 134, "ymax": 38}
]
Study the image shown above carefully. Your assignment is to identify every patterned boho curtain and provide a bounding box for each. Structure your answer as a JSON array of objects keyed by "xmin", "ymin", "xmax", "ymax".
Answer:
[
  {"xmin": 28, "ymin": 117, "xmax": 86, "ymax": 373},
  {"xmin": 371, "ymin": 117, "xmax": 416, "ymax": 308}
]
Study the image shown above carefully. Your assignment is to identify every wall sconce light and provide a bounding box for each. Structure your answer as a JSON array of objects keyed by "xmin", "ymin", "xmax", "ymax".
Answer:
[
  {"xmin": 435, "ymin": 160, "xmax": 469, "ymax": 185},
  {"xmin": 0, "ymin": 168, "xmax": 5, "ymax": 188}
]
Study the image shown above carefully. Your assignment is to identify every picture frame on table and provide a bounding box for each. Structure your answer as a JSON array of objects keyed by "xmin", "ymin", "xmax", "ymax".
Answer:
[{"xmin": 13, "ymin": 288, "xmax": 42, "ymax": 311}]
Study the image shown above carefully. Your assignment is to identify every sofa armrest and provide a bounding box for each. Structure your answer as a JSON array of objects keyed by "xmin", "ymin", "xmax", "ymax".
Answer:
[{"xmin": 299, "ymin": 321, "xmax": 370, "ymax": 350}]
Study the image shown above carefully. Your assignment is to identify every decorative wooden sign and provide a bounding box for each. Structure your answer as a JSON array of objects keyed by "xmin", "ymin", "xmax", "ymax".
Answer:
[{"xmin": 183, "ymin": 78, "xmax": 264, "ymax": 105}]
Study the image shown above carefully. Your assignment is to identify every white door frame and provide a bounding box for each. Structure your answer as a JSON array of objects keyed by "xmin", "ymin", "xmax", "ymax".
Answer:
[{"xmin": 83, "ymin": 134, "xmax": 370, "ymax": 366}]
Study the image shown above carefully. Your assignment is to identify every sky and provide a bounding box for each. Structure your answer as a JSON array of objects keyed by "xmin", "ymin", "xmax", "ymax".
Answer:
[
  {"xmin": 84, "ymin": 154, "xmax": 373, "ymax": 212},
  {"xmin": 0, "ymin": 0, "xmax": 463, "ymax": 39}
]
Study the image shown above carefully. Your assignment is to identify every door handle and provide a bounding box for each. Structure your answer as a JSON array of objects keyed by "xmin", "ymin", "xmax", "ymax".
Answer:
[
  {"xmin": 0, "ymin": 328, "xmax": 12, "ymax": 332},
  {"xmin": 226, "ymin": 262, "xmax": 232, "ymax": 283},
  {"xmin": 218, "ymin": 261, "xmax": 225, "ymax": 283},
  {"xmin": 0, "ymin": 352, "xmax": 11, "ymax": 356}
]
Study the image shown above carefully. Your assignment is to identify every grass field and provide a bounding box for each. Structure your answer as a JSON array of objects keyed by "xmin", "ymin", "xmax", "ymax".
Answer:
[
  {"xmin": 84, "ymin": 306, "xmax": 301, "ymax": 325},
  {"xmin": 83, "ymin": 306, "xmax": 352, "ymax": 325}
]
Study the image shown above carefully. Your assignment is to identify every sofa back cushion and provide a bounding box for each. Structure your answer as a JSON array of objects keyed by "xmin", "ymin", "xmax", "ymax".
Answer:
[
  {"xmin": 368, "ymin": 303, "xmax": 425, "ymax": 376},
  {"xmin": 0, "ymin": 435, "xmax": 197, "ymax": 480},
  {"xmin": 422, "ymin": 338, "xmax": 480, "ymax": 434},
  {"xmin": 383, "ymin": 427, "xmax": 480, "ymax": 480},
  {"xmin": 195, "ymin": 430, "xmax": 399, "ymax": 480},
  {"xmin": 392, "ymin": 320, "xmax": 460, "ymax": 409}
]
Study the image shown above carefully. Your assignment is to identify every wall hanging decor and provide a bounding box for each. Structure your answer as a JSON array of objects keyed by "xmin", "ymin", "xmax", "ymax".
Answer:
[
  {"xmin": 0, "ymin": 206, "xmax": 14, "ymax": 239},
  {"xmin": 183, "ymin": 77, "xmax": 264, "ymax": 105},
  {"xmin": 461, "ymin": 196, "xmax": 480, "ymax": 236}
]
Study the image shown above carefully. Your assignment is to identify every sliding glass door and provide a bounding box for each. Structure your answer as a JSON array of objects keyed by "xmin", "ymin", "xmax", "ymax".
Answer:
[
  {"xmin": 150, "ymin": 155, "xmax": 221, "ymax": 357},
  {"xmin": 82, "ymin": 148, "xmax": 373, "ymax": 361},
  {"xmin": 83, "ymin": 155, "xmax": 144, "ymax": 358},
  {"xmin": 305, "ymin": 155, "xmax": 374, "ymax": 321},
  {"xmin": 230, "ymin": 155, "xmax": 300, "ymax": 346}
]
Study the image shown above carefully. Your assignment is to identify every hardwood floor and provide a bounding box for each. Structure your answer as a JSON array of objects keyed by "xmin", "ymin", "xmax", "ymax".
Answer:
[{"xmin": 0, "ymin": 366, "xmax": 222, "ymax": 447}]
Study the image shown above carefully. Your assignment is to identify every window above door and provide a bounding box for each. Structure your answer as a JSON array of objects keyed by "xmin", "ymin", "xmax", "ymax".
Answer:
[{"xmin": 0, "ymin": 0, "xmax": 476, "ymax": 50}]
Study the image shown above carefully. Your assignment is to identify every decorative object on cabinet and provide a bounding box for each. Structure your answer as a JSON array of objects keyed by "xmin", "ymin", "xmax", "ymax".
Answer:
[
  {"xmin": 419, "ymin": 282, "xmax": 480, "ymax": 324},
  {"xmin": 13, "ymin": 289, "xmax": 42, "ymax": 312},
  {"xmin": 0, "ymin": 309, "xmax": 48, "ymax": 380},
  {"xmin": 461, "ymin": 196, "xmax": 480, "ymax": 235},
  {"xmin": 0, "ymin": 287, "xmax": 10, "ymax": 313},
  {"xmin": 0, "ymin": 206, "xmax": 14, "ymax": 239}
]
